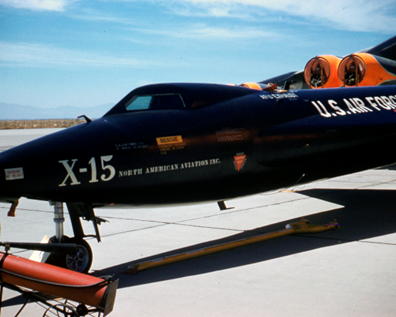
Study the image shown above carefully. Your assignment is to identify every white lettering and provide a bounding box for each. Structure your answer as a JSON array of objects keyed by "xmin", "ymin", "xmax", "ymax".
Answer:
[
  {"xmin": 366, "ymin": 97, "xmax": 381, "ymax": 111},
  {"xmin": 328, "ymin": 100, "xmax": 346, "ymax": 116},
  {"xmin": 389, "ymin": 95, "xmax": 396, "ymax": 105},
  {"xmin": 88, "ymin": 157, "xmax": 98, "ymax": 183},
  {"xmin": 100, "ymin": 155, "xmax": 116, "ymax": 181},
  {"xmin": 59, "ymin": 159, "xmax": 81, "ymax": 187},
  {"xmin": 121, "ymin": 158, "xmax": 220, "ymax": 177},
  {"xmin": 259, "ymin": 92, "xmax": 298, "ymax": 100},
  {"xmin": 380, "ymin": 96, "xmax": 396, "ymax": 109},
  {"xmin": 343, "ymin": 99, "xmax": 361, "ymax": 114},
  {"xmin": 312, "ymin": 101, "xmax": 331, "ymax": 118},
  {"xmin": 374, "ymin": 96, "xmax": 391, "ymax": 110},
  {"xmin": 119, "ymin": 169, "xmax": 143, "ymax": 177},
  {"xmin": 352, "ymin": 98, "xmax": 373, "ymax": 113},
  {"xmin": 312, "ymin": 95, "xmax": 396, "ymax": 119}
]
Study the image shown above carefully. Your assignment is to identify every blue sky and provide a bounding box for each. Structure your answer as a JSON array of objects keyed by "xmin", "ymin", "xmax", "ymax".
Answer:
[{"xmin": 1, "ymin": 0, "xmax": 395, "ymax": 109}]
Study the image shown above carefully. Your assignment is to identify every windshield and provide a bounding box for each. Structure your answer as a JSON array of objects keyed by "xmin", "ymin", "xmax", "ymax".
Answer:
[{"xmin": 125, "ymin": 94, "xmax": 186, "ymax": 111}]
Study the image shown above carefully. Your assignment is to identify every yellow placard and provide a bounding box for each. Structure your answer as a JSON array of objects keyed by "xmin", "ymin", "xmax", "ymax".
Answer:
[{"xmin": 156, "ymin": 135, "xmax": 183, "ymax": 145}]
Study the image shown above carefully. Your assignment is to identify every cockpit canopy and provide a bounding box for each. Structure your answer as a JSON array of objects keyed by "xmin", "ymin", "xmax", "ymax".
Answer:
[
  {"xmin": 103, "ymin": 83, "xmax": 259, "ymax": 117},
  {"xmin": 125, "ymin": 94, "xmax": 186, "ymax": 111}
]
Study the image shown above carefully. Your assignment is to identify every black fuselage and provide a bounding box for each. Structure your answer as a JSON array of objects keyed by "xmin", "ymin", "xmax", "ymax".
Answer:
[{"xmin": 2, "ymin": 83, "xmax": 396, "ymax": 206}]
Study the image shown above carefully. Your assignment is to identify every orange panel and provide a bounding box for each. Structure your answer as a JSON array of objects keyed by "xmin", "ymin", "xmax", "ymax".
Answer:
[{"xmin": 239, "ymin": 82, "xmax": 262, "ymax": 90}]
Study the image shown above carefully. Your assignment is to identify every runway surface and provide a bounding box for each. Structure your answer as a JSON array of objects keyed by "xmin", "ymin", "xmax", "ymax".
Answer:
[{"xmin": 1, "ymin": 128, "xmax": 396, "ymax": 316}]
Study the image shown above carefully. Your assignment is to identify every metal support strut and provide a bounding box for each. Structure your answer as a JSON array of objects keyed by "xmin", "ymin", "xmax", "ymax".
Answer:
[{"xmin": 51, "ymin": 201, "xmax": 65, "ymax": 241}]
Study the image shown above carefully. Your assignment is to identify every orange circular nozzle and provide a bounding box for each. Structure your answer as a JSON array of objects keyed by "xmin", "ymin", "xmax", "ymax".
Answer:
[
  {"xmin": 304, "ymin": 55, "xmax": 342, "ymax": 88},
  {"xmin": 338, "ymin": 53, "xmax": 396, "ymax": 87},
  {"xmin": 338, "ymin": 54, "xmax": 366, "ymax": 86}
]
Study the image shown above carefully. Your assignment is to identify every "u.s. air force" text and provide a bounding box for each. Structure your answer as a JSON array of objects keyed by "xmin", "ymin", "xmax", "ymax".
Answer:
[{"xmin": 312, "ymin": 95, "xmax": 396, "ymax": 118}]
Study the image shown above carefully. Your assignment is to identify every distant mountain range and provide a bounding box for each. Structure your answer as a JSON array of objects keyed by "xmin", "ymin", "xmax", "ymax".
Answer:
[{"xmin": 0, "ymin": 102, "xmax": 114, "ymax": 120}]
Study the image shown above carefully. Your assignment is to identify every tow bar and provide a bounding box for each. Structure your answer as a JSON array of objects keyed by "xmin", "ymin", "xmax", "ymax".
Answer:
[{"xmin": 126, "ymin": 218, "xmax": 340, "ymax": 274}]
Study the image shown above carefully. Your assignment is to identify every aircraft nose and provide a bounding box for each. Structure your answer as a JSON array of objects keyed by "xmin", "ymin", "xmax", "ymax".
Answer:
[
  {"xmin": 0, "ymin": 152, "xmax": 7, "ymax": 184},
  {"xmin": 0, "ymin": 152, "xmax": 19, "ymax": 202},
  {"xmin": 0, "ymin": 146, "xmax": 29, "ymax": 202}
]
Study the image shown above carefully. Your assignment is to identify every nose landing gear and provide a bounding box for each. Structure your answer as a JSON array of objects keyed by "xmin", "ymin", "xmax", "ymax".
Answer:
[
  {"xmin": 66, "ymin": 237, "xmax": 92, "ymax": 273},
  {"xmin": 47, "ymin": 235, "xmax": 93, "ymax": 273},
  {"xmin": 46, "ymin": 201, "xmax": 106, "ymax": 273}
]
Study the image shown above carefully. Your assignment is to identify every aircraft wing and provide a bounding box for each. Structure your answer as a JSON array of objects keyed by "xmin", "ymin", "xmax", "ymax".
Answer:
[{"xmin": 361, "ymin": 35, "xmax": 396, "ymax": 61}]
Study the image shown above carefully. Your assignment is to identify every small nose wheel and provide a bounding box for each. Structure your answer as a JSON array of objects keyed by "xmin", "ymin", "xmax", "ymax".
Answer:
[
  {"xmin": 65, "ymin": 238, "xmax": 93, "ymax": 273},
  {"xmin": 46, "ymin": 236, "xmax": 93, "ymax": 273}
]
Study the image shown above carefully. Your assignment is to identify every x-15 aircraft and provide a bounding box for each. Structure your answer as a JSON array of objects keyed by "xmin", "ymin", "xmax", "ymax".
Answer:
[{"xmin": 1, "ymin": 36, "xmax": 396, "ymax": 273}]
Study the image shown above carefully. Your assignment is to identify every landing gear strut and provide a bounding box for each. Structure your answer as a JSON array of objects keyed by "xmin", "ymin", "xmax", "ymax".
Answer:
[{"xmin": 46, "ymin": 201, "xmax": 106, "ymax": 273}]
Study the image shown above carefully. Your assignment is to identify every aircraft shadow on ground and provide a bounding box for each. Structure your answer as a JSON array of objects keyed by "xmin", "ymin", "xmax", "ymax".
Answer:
[{"xmin": 92, "ymin": 188, "xmax": 396, "ymax": 289}]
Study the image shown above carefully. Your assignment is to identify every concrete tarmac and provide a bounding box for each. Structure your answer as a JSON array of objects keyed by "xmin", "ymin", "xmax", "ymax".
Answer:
[{"xmin": 1, "ymin": 129, "xmax": 396, "ymax": 316}]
